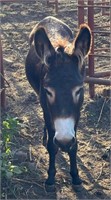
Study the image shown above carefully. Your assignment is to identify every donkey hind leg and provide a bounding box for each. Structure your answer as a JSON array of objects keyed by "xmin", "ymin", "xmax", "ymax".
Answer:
[
  {"xmin": 45, "ymin": 136, "xmax": 58, "ymax": 187},
  {"xmin": 68, "ymin": 140, "xmax": 82, "ymax": 185},
  {"xmin": 43, "ymin": 126, "xmax": 47, "ymax": 147}
]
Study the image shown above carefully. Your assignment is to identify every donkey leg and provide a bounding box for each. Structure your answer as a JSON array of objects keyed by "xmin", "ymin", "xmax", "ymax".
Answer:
[
  {"xmin": 45, "ymin": 137, "xmax": 58, "ymax": 186},
  {"xmin": 68, "ymin": 140, "xmax": 82, "ymax": 185},
  {"xmin": 43, "ymin": 126, "xmax": 47, "ymax": 147}
]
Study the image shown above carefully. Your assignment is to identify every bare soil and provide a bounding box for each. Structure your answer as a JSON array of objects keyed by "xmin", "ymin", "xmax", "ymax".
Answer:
[{"xmin": 1, "ymin": 0, "xmax": 110, "ymax": 199}]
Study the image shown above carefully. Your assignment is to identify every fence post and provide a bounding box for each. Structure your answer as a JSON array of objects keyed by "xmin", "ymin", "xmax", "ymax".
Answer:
[
  {"xmin": 88, "ymin": 0, "xmax": 95, "ymax": 98},
  {"xmin": 78, "ymin": 0, "xmax": 84, "ymax": 25},
  {"xmin": 0, "ymin": 37, "xmax": 6, "ymax": 109},
  {"xmin": 55, "ymin": 0, "xmax": 58, "ymax": 13}
]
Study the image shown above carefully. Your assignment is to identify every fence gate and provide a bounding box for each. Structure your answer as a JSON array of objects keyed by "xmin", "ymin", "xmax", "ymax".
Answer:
[{"xmin": 78, "ymin": 0, "xmax": 111, "ymax": 98}]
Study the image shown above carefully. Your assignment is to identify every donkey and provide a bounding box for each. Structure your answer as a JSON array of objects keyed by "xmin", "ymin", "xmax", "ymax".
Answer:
[{"xmin": 25, "ymin": 16, "xmax": 92, "ymax": 188}]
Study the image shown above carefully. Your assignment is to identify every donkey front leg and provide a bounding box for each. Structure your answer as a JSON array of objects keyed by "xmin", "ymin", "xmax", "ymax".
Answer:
[
  {"xmin": 45, "ymin": 135, "xmax": 58, "ymax": 187},
  {"xmin": 68, "ymin": 140, "xmax": 82, "ymax": 185}
]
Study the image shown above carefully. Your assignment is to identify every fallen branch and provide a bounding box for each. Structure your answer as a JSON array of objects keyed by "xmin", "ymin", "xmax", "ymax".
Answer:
[
  {"xmin": 12, "ymin": 177, "xmax": 44, "ymax": 189},
  {"xmin": 97, "ymin": 98, "xmax": 107, "ymax": 124},
  {"xmin": 0, "ymin": 72, "xmax": 10, "ymax": 87},
  {"xmin": 29, "ymin": 145, "xmax": 33, "ymax": 162},
  {"xmin": 95, "ymin": 162, "xmax": 106, "ymax": 181}
]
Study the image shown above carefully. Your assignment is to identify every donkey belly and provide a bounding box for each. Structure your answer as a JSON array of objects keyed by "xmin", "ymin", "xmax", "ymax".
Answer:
[{"xmin": 25, "ymin": 46, "xmax": 41, "ymax": 94}]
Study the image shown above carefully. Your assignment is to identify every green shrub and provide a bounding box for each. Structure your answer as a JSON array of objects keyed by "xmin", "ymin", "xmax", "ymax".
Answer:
[{"xmin": 1, "ymin": 116, "xmax": 27, "ymax": 179}]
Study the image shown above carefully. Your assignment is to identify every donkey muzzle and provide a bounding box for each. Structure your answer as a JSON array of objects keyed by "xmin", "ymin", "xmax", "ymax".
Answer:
[{"xmin": 53, "ymin": 136, "xmax": 76, "ymax": 152}]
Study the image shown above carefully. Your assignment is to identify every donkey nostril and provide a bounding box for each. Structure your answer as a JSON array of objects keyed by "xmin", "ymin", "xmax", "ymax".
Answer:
[{"xmin": 53, "ymin": 137, "xmax": 75, "ymax": 150}]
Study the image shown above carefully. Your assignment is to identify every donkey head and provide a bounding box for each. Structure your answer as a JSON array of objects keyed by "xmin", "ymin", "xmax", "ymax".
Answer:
[{"xmin": 34, "ymin": 24, "xmax": 92, "ymax": 152}]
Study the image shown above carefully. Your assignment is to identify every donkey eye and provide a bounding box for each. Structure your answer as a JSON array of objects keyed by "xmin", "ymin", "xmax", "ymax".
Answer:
[
  {"xmin": 76, "ymin": 88, "xmax": 83, "ymax": 95},
  {"xmin": 45, "ymin": 88, "xmax": 52, "ymax": 96},
  {"xmin": 72, "ymin": 86, "xmax": 83, "ymax": 103},
  {"xmin": 44, "ymin": 87, "xmax": 55, "ymax": 104}
]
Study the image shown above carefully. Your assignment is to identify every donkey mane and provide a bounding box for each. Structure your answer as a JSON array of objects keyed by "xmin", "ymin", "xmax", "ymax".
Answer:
[
  {"xmin": 29, "ymin": 25, "xmax": 74, "ymax": 54},
  {"xmin": 51, "ymin": 36, "xmax": 73, "ymax": 52},
  {"xmin": 29, "ymin": 23, "xmax": 92, "ymax": 71}
]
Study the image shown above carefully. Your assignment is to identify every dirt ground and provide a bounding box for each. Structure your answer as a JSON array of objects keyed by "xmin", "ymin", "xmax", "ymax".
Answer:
[{"xmin": 1, "ymin": 0, "xmax": 110, "ymax": 199}]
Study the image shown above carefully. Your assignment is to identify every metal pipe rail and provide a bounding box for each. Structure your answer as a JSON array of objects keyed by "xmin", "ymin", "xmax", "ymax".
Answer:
[
  {"xmin": 0, "ymin": 0, "xmax": 37, "ymax": 109},
  {"xmin": 85, "ymin": 77, "xmax": 110, "ymax": 86},
  {"xmin": 78, "ymin": 0, "xmax": 110, "ymax": 98},
  {"xmin": 0, "ymin": 0, "xmax": 32, "ymax": 1},
  {"xmin": 78, "ymin": 5, "xmax": 110, "ymax": 8},
  {"xmin": 86, "ymin": 70, "xmax": 110, "ymax": 78},
  {"xmin": 47, "ymin": 0, "xmax": 58, "ymax": 13}
]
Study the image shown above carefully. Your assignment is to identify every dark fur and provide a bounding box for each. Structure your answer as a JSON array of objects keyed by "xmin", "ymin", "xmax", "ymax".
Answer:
[{"xmin": 25, "ymin": 16, "xmax": 92, "ymax": 187}]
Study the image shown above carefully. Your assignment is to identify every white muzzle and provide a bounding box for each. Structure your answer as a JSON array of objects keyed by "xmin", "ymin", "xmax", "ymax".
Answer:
[{"xmin": 54, "ymin": 117, "xmax": 75, "ymax": 144}]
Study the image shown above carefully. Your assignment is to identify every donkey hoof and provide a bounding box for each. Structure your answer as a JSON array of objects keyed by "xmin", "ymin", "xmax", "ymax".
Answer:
[
  {"xmin": 45, "ymin": 183, "xmax": 56, "ymax": 192},
  {"xmin": 72, "ymin": 178, "xmax": 83, "ymax": 192}
]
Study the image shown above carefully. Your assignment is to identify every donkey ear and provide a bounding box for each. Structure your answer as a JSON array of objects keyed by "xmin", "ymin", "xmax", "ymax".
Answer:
[
  {"xmin": 74, "ymin": 24, "xmax": 92, "ymax": 58},
  {"xmin": 34, "ymin": 27, "xmax": 55, "ymax": 65}
]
